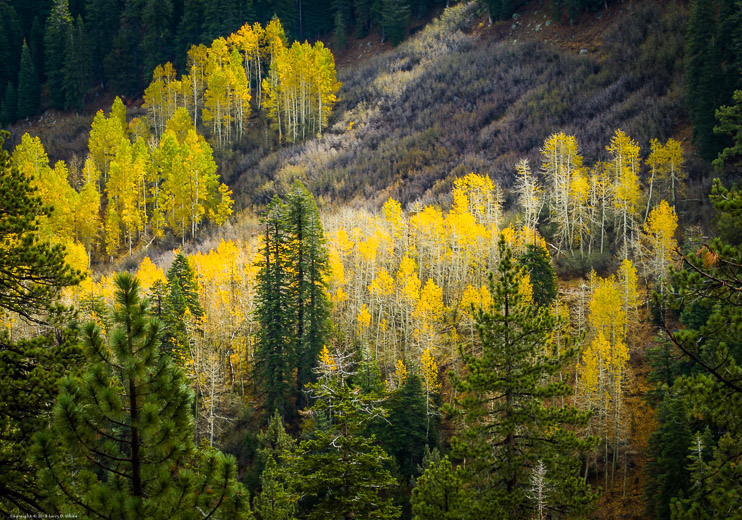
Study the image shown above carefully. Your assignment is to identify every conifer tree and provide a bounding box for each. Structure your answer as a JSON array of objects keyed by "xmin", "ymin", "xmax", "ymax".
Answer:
[
  {"xmin": 1, "ymin": 82, "xmax": 17, "ymax": 125},
  {"xmin": 84, "ymin": 0, "xmax": 118, "ymax": 86},
  {"xmin": 62, "ymin": 16, "xmax": 91, "ymax": 112},
  {"xmin": 449, "ymin": 238, "xmax": 597, "ymax": 519},
  {"xmin": 255, "ymin": 196, "xmax": 294, "ymax": 418},
  {"xmin": 284, "ymin": 347, "xmax": 401, "ymax": 520},
  {"xmin": 16, "ymin": 40, "xmax": 39, "ymax": 120},
  {"xmin": 162, "ymin": 252, "xmax": 204, "ymax": 361},
  {"xmin": 44, "ymin": 0, "xmax": 73, "ymax": 109},
  {"xmin": 0, "ymin": 131, "xmax": 82, "ymax": 516},
  {"xmin": 286, "ymin": 181, "xmax": 331, "ymax": 410},
  {"xmin": 411, "ymin": 454, "xmax": 466, "ymax": 520},
  {"xmin": 33, "ymin": 273, "xmax": 251, "ymax": 519}
]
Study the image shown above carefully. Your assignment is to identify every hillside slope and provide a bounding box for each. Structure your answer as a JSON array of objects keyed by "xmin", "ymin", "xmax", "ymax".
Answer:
[{"xmin": 226, "ymin": 0, "xmax": 691, "ymax": 212}]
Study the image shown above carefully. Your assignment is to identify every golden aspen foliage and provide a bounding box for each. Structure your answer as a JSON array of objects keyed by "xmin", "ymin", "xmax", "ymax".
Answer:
[
  {"xmin": 606, "ymin": 129, "xmax": 641, "ymax": 260},
  {"xmin": 319, "ymin": 345, "xmax": 337, "ymax": 372},
  {"xmin": 420, "ymin": 348, "xmax": 441, "ymax": 393},
  {"xmin": 541, "ymin": 132, "xmax": 583, "ymax": 254},
  {"xmin": 515, "ymin": 158, "xmax": 542, "ymax": 235},
  {"xmin": 642, "ymin": 200, "xmax": 678, "ymax": 287},
  {"xmin": 646, "ymin": 138, "xmax": 686, "ymax": 211},
  {"xmin": 136, "ymin": 257, "xmax": 167, "ymax": 294}
]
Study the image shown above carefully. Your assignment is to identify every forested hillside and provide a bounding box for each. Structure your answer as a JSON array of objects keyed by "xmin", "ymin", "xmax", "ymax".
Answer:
[{"xmin": 1, "ymin": 0, "xmax": 742, "ymax": 519}]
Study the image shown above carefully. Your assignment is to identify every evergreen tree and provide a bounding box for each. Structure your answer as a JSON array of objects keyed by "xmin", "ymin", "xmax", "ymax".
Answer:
[
  {"xmin": 29, "ymin": 17, "xmax": 45, "ymax": 85},
  {"xmin": 685, "ymin": 0, "xmax": 726, "ymax": 161},
  {"xmin": 104, "ymin": 0, "xmax": 145, "ymax": 96},
  {"xmin": 255, "ymin": 196, "xmax": 294, "ymax": 418},
  {"xmin": 175, "ymin": 0, "xmax": 205, "ymax": 70},
  {"xmin": 518, "ymin": 243, "xmax": 557, "ymax": 308},
  {"xmin": 0, "ymin": 3, "xmax": 22, "ymax": 98},
  {"xmin": 449, "ymin": 238, "xmax": 597, "ymax": 519},
  {"xmin": 380, "ymin": 374, "xmax": 431, "ymax": 482},
  {"xmin": 33, "ymin": 273, "xmax": 252, "ymax": 518},
  {"xmin": 411, "ymin": 454, "xmax": 466, "ymax": 520},
  {"xmin": 142, "ymin": 0, "xmax": 174, "ymax": 79},
  {"xmin": 644, "ymin": 394, "xmax": 693, "ymax": 520},
  {"xmin": 63, "ymin": 16, "xmax": 92, "ymax": 112},
  {"xmin": 0, "ymin": 130, "xmax": 83, "ymax": 516},
  {"xmin": 656, "ymin": 179, "xmax": 742, "ymax": 519},
  {"xmin": 284, "ymin": 348, "xmax": 401, "ymax": 520},
  {"xmin": 1, "ymin": 82, "xmax": 17, "ymax": 125},
  {"xmin": 713, "ymin": 89, "xmax": 742, "ymax": 170},
  {"xmin": 380, "ymin": 0, "xmax": 410, "ymax": 46},
  {"xmin": 162, "ymin": 252, "xmax": 204, "ymax": 361},
  {"xmin": 84, "ymin": 0, "xmax": 118, "ymax": 86},
  {"xmin": 17, "ymin": 40, "xmax": 40, "ymax": 120},
  {"xmin": 44, "ymin": 0, "xmax": 73, "ymax": 109},
  {"xmin": 286, "ymin": 181, "xmax": 331, "ymax": 410}
]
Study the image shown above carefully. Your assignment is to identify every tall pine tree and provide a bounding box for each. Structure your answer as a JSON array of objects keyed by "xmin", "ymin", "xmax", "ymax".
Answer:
[
  {"xmin": 44, "ymin": 0, "xmax": 73, "ymax": 109},
  {"xmin": 286, "ymin": 181, "xmax": 331, "ymax": 410},
  {"xmin": 449, "ymin": 238, "xmax": 597, "ymax": 518},
  {"xmin": 17, "ymin": 40, "xmax": 40, "ymax": 120},
  {"xmin": 255, "ymin": 196, "xmax": 295, "ymax": 418},
  {"xmin": 33, "ymin": 273, "xmax": 252, "ymax": 519},
  {"xmin": 0, "ymin": 130, "xmax": 83, "ymax": 516}
]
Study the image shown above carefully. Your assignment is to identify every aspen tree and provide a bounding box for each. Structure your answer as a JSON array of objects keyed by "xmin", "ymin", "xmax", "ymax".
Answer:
[
  {"xmin": 642, "ymin": 200, "xmax": 678, "ymax": 291},
  {"xmin": 541, "ymin": 132, "xmax": 583, "ymax": 254},
  {"xmin": 606, "ymin": 130, "xmax": 641, "ymax": 261},
  {"xmin": 515, "ymin": 158, "xmax": 542, "ymax": 238}
]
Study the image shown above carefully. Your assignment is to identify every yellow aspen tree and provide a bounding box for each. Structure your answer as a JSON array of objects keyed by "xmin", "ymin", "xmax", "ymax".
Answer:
[
  {"xmin": 396, "ymin": 255, "xmax": 421, "ymax": 362},
  {"xmin": 88, "ymin": 101, "xmax": 128, "ymax": 183},
  {"xmin": 312, "ymin": 41, "xmax": 340, "ymax": 137},
  {"xmin": 136, "ymin": 257, "xmax": 166, "ymax": 295},
  {"xmin": 413, "ymin": 278, "xmax": 445, "ymax": 355},
  {"xmin": 646, "ymin": 138, "xmax": 686, "ymax": 218},
  {"xmin": 452, "ymin": 172, "xmax": 503, "ymax": 228},
  {"xmin": 74, "ymin": 176, "xmax": 101, "ymax": 265},
  {"xmin": 569, "ymin": 167, "xmax": 590, "ymax": 254},
  {"xmin": 515, "ymin": 159, "xmax": 542, "ymax": 238},
  {"xmin": 606, "ymin": 129, "xmax": 641, "ymax": 261},
  {"xmin": 583, "ymin": 273, "xmax": 629, "ymax": 489},
  {"xmin": 541, "ymin": 132, "xmax": 583, "ymax": 254},
  {"xmin": 410, "ymin": 205, "xmax": 446, "ymax": 292},
  {"xmin": 642, "ymin": 200, "xmax": 678, "ymax": 291},
  {"xmin": 185, "ymin": 44, "xmax": 209, "ymax": 128},
  {"xmin": 420, "ymin": 347, "xmax": 441, "ymax": 436}
]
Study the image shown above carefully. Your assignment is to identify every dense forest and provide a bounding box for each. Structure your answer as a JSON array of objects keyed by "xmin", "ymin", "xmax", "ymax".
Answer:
[{"xmin": 1, "ymin": 0, "xmax": 742, "ymax": 518}]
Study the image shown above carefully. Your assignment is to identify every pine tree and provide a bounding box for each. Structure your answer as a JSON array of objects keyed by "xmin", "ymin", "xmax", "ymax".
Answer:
[
  {"xmin": 449, "ymin": 238, "xmax": 597, "ymax": 518},
  {"xmin": 656, "ymin": 179, "xmax": 742, "ymax": 519},
  {"xmin": 142, "ymin": 0, "xmax": 174, "ymax": 78},
  {"xmin": 255, "ymin": 196, "xmax": 294, "ymax": 418},
  {"xmin": 685, "ymin": 0, "xmax": 726, "ymax": 160},
  {"xmin": 32, "ymin": 273, "xmax": 252, "ymax": 519},
  {"xmin": 411, "ymin": 454, "xmax": 466, "ymax": 520},
  {"xmin": 162, "ymin": 252, "xmax": 204, "ymax": 361},
  {"xmin": 644, "ymin": 395, "xmax": 692, "ymax": 520},
  {"xmin": 380, "ymin": 0, "xmax": 410, "ymax": 46},
  {"xmin": 286, "ymin": 181, "xmax": 331, "ymax": 410},
  {"xmin": 84, "ymin": 0, "xmax": 118, "ymax": 86},
  {"xmin": 1, "ymin": 82, "xmax": 17, "ymax": 125},
  {"xmin": 44, "ymin": 0, "xmax": 73, "ymax": 109},
  {"xmin": 0, "ymin": 130, "xmax": 83, "ymax": 515},
  {"xmin": 63, "ymin": 16, "xmax": 91, "ymax": 112},
  {"xmin": 284, "ymin": 347, "xmax": 401, "ymax": 520},
  {"xmin": 379, "ymin": 374, "xmax": 431, "ymax": 482},
  {"xmin": 518, "ymin": 244, "xmax": 557, "ymax": 308},
  {"xmin": 16, "ymin": 40, "xmax": 39, "ymax": 120}
]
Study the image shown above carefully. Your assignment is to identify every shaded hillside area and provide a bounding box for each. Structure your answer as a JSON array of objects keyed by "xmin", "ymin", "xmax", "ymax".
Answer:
[{"xmin": 226, "ymin": 1, "xmax": 692, "ymax": 212}]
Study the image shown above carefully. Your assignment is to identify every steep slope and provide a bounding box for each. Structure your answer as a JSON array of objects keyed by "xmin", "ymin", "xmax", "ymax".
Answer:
[{"xmin": 226, "ymin": 1, "xmax": 689, "ymax": 211}]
